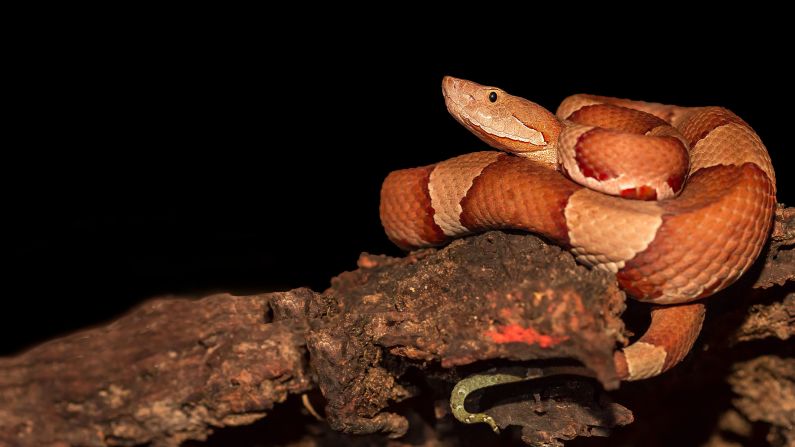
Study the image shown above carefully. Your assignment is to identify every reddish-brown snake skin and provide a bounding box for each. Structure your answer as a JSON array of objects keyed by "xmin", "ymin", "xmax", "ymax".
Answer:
[{"xmin": 380, "ymin": 77, "xmax": 776, "ymax": 380}]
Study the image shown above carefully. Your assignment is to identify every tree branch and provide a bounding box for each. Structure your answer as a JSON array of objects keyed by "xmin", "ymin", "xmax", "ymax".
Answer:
[{"xmin": 1, "ymin": 206, "xmax": 792, "ymax": 447}]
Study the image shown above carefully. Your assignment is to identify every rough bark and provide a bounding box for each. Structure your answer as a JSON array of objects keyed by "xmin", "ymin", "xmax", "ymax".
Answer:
[
  {"xmin": 0, "ymin": 206, "xmax": 792, "ymax": 447},
  {"xmin": 307, "ymin": 232, "xmax": 627, "ymax": 441},
  {"xmin": 0, "ymin": 293, "xmax": 313, "ymax": 447},
  {"xmin": 729, "ymin": 356, "xmax": 795, "ymax": 447}
]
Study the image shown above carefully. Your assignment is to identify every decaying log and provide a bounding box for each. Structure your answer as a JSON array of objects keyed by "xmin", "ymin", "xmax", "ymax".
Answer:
[
  {"xmin": 307, "ymin": 231, "xmax": 627, "ymax": 441},
  {"xmin": 729, "ymin": 356, "xmax": 795, "ymax": 447},
  {"xmin": 0, "ymin": 206, "xmax": 793, "ymax": 447},
  {"xmin": 0, "ymin": 294, "xmax": 313, "ymax": 446},
  {"xmin": 753, "ymin": 205, "xmax": 795, "ymax": 290}
]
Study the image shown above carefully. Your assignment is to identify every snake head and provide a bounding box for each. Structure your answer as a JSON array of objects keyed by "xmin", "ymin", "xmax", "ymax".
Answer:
[{"xmin": 442, "ymin": 76, "xmax": 561, "ymax": 157}]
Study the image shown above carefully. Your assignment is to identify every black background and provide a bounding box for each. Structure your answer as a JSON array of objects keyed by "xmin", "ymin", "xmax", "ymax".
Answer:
[{"xmin": 5, "ymin": 23, "xmax": 793, "ymax": 355}]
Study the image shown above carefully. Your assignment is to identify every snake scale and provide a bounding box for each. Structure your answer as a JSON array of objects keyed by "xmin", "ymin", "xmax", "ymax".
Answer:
[{"xmin": 380, "ymin": 76, "xmax": 776, "ymax": 381}]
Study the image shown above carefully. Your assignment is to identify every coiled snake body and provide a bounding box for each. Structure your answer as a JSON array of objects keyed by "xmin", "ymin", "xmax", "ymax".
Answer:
[{"xmin": 380, "ymin": 77, "xmax": 776, "ymax": 381}]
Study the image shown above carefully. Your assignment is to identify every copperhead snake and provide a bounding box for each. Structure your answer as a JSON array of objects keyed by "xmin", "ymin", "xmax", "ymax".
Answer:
[{"xmin": 379, "ymin": 77, "xmax": 777, "ymax": 382}]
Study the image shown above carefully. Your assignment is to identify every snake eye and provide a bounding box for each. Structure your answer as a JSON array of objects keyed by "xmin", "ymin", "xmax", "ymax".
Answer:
[{"xmin": 489, "ymin": 92, "xmax": 497, "ymax": 102}]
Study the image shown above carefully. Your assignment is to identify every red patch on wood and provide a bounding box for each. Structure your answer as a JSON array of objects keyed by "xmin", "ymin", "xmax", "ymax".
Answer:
[
  {"xmin": 484, "ymin": 324, "xmax": 568, "ymax": 348},
  {"xmin": 620, "ymin": 186, "xmax": 658, "ymax": 200}
]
